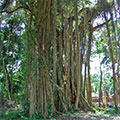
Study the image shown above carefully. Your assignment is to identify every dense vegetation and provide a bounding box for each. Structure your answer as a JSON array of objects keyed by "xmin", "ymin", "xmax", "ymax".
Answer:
[{"xmin": 0, "ymin": 0, "xmax": 120, "ymax": 119}]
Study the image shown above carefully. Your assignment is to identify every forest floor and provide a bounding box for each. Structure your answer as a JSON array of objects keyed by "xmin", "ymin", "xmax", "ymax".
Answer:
[
  {"xmin": 0, "ymin": 109, "xmax": 120, "ymax": 120},
  {"xmin": 0, "ymin": 100, "xmax": 120, "ymax": 120},
  {"xmin": 57, "ymin": 110, "xmax": 120, "ymax": 120}
]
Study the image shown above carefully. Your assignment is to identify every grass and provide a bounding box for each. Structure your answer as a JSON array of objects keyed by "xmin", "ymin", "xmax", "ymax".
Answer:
[
  {"xmin": 0, "ymin": 110, "xmax": 28, "ymax": 120},
  {"xmin": 103, "ymin": 107, "xmax": 120, "ymax": 115}
]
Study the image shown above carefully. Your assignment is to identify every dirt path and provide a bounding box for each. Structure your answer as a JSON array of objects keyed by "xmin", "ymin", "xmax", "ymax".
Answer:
[{"xmin": 58, "ymin": 111, "xmax": 120, "ymax": 120}]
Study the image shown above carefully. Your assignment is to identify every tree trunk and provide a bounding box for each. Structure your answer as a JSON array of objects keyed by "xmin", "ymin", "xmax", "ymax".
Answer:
[
  {"xmin": 83, "ymin": 62, "xmax": 87, "ymax": 98},
  {"xmin": 27, "ymin": 0, "xmax": 55, "ymax": 116},
  {"xmin": 98, "ymin": 54, "xmax": 103, "ymax": 107},
  {"xmin": 74, "ymin": 0, "xmax": 80, "ymax": 109},
  {"xmin": 87, "ymin": 26, "xmax": 93, "ymax": 105},
  {"xmin": 104, "ymin": 12, "xmax": 118, "ymax": 111},
  {"xmin": 52, "ymin": 0, "xmax": 57, "ymax": 110}
]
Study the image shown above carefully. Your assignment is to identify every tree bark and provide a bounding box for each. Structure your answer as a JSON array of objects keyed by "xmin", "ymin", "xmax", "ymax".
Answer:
[
  {"xmin": 104, "ymin": 12, "xmax": 118, "ymax": 111},
  {"xmin": 98, "ymin": 54, "xmax": 103, "ymax": 107},
  {"xmin": 74, "ymin": 0, "xmax": 80, "ymax": 109},
  {"xmin": 87, "ymin": 26, "xmax": 93, "ymax": 105}
]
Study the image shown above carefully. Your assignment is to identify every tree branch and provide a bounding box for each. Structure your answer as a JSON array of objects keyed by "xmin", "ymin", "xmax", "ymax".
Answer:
[{"xmin": 92, "ymin": 19, "xmax": 111, "ymax": 31}]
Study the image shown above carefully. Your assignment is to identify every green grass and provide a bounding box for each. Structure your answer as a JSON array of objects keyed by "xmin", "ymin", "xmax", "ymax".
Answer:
[
  {"xmin": 0, "ymin": 110, "xmax": 28, "ymax": 120},
  {"xmin": 93, "ymin": 106, "xmax": 120, "ymax": 118},
  {"xmin": 103, "ymin": 107, "xmax": 120, "ymax": 115}
]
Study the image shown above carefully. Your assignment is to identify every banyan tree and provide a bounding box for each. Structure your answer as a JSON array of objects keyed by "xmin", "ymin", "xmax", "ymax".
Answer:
[{"xmin": 0, "ymin": 0, "xmax": 119, "ymax": 117}]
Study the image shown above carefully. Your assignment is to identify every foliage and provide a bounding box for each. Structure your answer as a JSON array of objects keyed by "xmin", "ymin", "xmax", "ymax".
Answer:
[
  {"xmin": 92, "ymin": 72, "xmax": 113, "ymax": 94},
  {"xmin": 0, "ymin": 110, "xmax": 28, "ymax": 120}
]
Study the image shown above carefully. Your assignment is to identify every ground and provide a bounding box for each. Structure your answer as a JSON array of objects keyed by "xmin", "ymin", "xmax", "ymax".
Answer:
[
  {"xmin": 0, "ymin": 101, "xmax": 120, "ymax": 120},
  {"xmin": 56, "ymin": 109, "xmax": 120, "ymax": 120},
  {"xmin": 0, "ymin": 110, "xmax": 120, "ymax": 120}
]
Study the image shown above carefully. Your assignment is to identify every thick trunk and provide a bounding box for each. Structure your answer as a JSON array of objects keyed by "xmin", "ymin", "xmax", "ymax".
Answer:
[
  {"xmin": 87, "ymin": 27, "xmax": 93, "ymax": 105},
  {"xmin": 27, "ymin": 29, "xmax": 36, "ymax": 115},
  {"xmin": 69, "ymin": 20, "xmax": 75, "ymax": 96},
  {"xmin": 52, "ymin": 0, "xmax": 57, "ymax": 110},
  {"xmin": 53, "ymin": 0, "xmax": 57, "ymax": 86},
  {"xmin": 58, "ymin": 34, "xmax": 65, "ymax": 111},
  {"xmin": 65, "ymin": 22, "xmax": 72, "ymax": 110},
  {"xmin": 28, "ymin": 0, "xmax": 54, "ymax": 116},
  {"xmin": 74, "ymin": 0, "xmax": 80, "ymax": 109}
]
